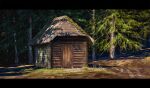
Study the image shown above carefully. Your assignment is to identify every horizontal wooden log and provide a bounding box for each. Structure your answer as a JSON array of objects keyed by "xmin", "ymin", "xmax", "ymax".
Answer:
[
  {"xmin": 52, "ymin": 57, "xmax": 62, "ymax": 59},
  {"xmin": 52, "ymin": 51, "xmax": 62, "ymax": 52},
  {"xmin": 52, "ymin": 54, "xmax": 62, "ymax": 56},
  {"xmin": 73, "ymin": 62, "xmax": 85, "ymax": 64},
  {"xmin": 52, "ymin": 50, "xmax": 62, "ymax": 52},
  {"xmin": 73, "ymin": 53, "xmax": 85, "ymax": 55},
  {"xmin": 73, "ymin": 55, "xmax": 85, "ymax": 57},
  {"xmin": 52, "ymin": 51, "xmax": 61, "ymax": 52},
  {"xmin": 52, "ymin": 60, "xmax": 61, "ymax": 63},
  {"xmin": 52, "ymin": 47, "xmax": 61, "ymax": 49},
  {"xmin": 73, "ymin": 60, "xmax": 84, "ymax": 62},
  {"xmin": 52, "ymin": 63, "xmax": 62, "ymax": 66},
  {"xmin": 52, "ymin": 52, "xmax": 61, "ymax": 54},
  {"xmin": 73, "ymin": 52, "xmax": 85, "ymax": 54},
  {"xmin": 52, "ymin": 56, "xmax": 62, "ymax": 58},
  {"xmin": 52, "ymin": 58, "xmax": 61, "ymax": 60},
  {"xmin": 52, "ymin": 61, "xmax": 61, "ymax": 64},
  {"xmin": 73, "ymin": 56, "xmax": 83, "ymax": 58},
  {"xmin": 53, "ymin": 47, "xmax": 61, "ymax": 51},
  {"xmin": 52, "ymin": 61, "xmax": 61, "ymax": 63},
  {"xmin": 53, "ymin": 44, "xmax": 62, "ymax": 46},
  {"xmin": 73, "ymin": 50, "xmax": 85, "ymax": 52}
]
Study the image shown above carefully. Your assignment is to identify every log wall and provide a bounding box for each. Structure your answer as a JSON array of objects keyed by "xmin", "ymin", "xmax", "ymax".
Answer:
[{"xmin": 35, "ymin": 45, "xmax": 51, "ymax": 68}]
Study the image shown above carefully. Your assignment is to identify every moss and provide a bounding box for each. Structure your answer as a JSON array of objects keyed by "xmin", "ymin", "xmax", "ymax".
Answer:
[
  {"xmin": 63, "ymin": 16, "xmax": 87, "ymax": 34},
  {"xmin": 32, "ymin": 15, "xmax": 92, "ymax": 45}
]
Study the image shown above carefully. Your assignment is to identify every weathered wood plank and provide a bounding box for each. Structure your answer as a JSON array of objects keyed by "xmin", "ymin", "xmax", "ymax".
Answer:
[
  {"xmin": 73, "ymin": 59, "xmax": 85, "ymax": 61},
  {"xmin": 51, "ymin": 40, "xmax": 87, "ymax": 68},
  {"xmin": 52, "ymin": 57, "xmax": 62, "ymax": 59},
  {"xmin": 73, "ymin": 52, "xmax": 85, "ymax": 54},
  {"xmin": 73, "ymin": 62, "xmax": 85, "ymax": 64}
]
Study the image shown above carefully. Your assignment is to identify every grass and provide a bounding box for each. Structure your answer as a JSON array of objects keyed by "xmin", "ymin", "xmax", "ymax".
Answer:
[
  {"xmin": 22, "ymin": 67, "xmax": 115, "ymax": 79},
  {"xmin": 96, "ymin": 56, "xmax": 150, "ymax": 67},
  {"xmin": 13, "ymin": 57, "xmax": 150, "ymax": 79},
  {"xmin": 142, "ymin": 57, "xmax": 150, "ymax": 65},
  {"xmin": 1, "ymin": 56, "xmax": 150, "ymax": 79}
]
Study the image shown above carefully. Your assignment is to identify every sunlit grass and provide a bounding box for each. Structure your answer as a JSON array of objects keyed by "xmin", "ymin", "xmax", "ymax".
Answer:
[
  {"xmin": 22, "ymin": 67, "xmax": 115, "ymax": 79},
  {"xmin": 97, "ymin": 56, "xmax": 150, "ymax": 67},
  {"xmin": 142, "ymin": 56, "xmax": 150, "ymax": 65}
]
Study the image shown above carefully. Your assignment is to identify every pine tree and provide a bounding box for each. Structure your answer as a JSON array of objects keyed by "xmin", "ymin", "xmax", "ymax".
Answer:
[{"xmin": 96, "ymin": 9, "xmax": 143, "ymax": 59}]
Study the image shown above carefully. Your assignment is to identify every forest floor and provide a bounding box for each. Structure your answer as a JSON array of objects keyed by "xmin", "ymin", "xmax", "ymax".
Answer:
[{"xmin": 0, "ymin": 57, "xmax": 150, "ymax": 79}]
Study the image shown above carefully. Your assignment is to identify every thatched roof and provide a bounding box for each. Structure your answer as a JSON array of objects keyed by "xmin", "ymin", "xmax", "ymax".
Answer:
[{"xmin": 32, "ymin": 16, "xmax": 94, "ymax": 45}]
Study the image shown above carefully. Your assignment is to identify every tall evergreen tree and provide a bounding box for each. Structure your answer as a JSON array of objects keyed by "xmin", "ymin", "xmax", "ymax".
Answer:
[{"xmin": 96, "ymin": 9, "xmax": 143, "ymax": 59}]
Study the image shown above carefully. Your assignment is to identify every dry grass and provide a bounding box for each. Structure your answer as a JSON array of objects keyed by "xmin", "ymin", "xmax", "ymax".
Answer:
[
  {"xmin": 96, "ymin": 57, "xmax": 150, "ymax": 67},
  {"xmin": 1, "ymin": 57, "xmax": 150, "ymax": 79},
  {"xmin": 22, "ymin": 67, "xmax": 115, "ymax": 79},
  {"xmin": 141, "ymin": 57, "xmax": 150, "ymax": 65}
]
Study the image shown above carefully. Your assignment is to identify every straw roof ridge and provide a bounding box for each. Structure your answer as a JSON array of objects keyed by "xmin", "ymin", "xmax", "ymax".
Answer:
[
  {"xmin": 47, "ymin": 15, "xmax": 88, "ymax": 35},
  {"xmin": 32, "ymin": 15, "xmax": 94, "ymax": 45}
]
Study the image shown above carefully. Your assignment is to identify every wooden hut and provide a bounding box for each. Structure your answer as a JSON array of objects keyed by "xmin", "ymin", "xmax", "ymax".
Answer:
[{"xmin": 32, "ymin": 16, "xmax": 94, "ymax": 68}]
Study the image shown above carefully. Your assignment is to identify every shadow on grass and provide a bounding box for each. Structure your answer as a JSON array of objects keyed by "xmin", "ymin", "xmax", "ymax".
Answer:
[
  {"xmin": 88, "ymin": 64, "xmax": 118, "ymax": 69},
  {"xmin": 0, "ymin": 65, "xmax": 36, "ymax": 76}
]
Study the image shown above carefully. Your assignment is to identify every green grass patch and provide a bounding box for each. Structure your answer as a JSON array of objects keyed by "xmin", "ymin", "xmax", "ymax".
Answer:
[{"xmin": 22, "ymin": 67, "xmax": 115, "ymax": 79}]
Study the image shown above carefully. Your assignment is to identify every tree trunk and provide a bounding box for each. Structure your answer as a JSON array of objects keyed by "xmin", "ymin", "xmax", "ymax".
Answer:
[
  {"xmin": 109, "ymin": 15, "xmax": 116, "ymax": 59},
  {"xmin": 14, "ymin": 33, "xmax": 19, "ymax": 65},
  {"xmin": 92, "ymin": 45, "xmax": 96, "ymax": 65},
  {"xmin": 13, "ymin": 17, "xmax": 19, "ymax": 65},
  {"xmin": 110, "ymin": 32, "xmax": 115, "ymax": 59},
  {"xmin": 92, "ymin": 9, "xmax": 96, "ymax": 31},
  {"xmin": 92, "ymin": 9, "xmax": 96, "ymax": 66},
  {"xmin": 148, "ymin": 34, "xmax": 150, "ymax": 47},
  {"xmin": 28, "ymin": 16, "xmax": 33, "ymax": 64}
]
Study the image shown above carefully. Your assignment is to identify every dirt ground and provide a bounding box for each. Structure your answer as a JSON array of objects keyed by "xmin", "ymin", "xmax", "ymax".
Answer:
[{"xmin": 0, "ymin": 57, "xmax": 150, "ymax": 79}]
